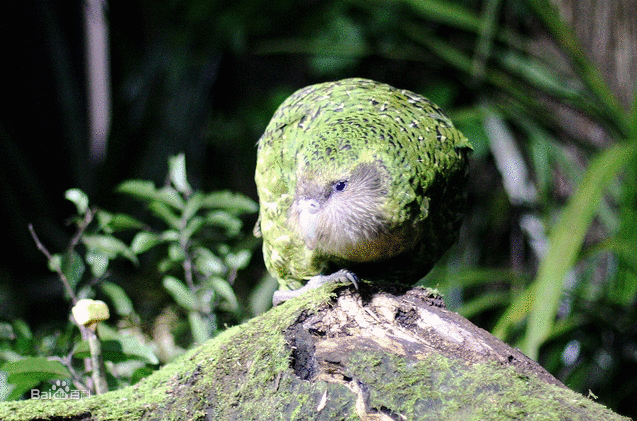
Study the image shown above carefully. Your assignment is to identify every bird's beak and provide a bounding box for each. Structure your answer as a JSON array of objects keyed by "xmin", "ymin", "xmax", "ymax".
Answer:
[{"xmin": 297, "ymin": 198, "xmax": 320, "ymax": 250}]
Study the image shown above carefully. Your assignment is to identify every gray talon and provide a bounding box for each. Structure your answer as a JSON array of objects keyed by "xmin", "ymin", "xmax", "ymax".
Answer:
[{"xmin": 272, "ymin": 269, "xmax": 359, "ymax": 306}]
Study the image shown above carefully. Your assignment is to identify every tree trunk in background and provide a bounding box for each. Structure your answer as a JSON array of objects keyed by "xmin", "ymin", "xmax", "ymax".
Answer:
[
  {"xmin": 552, "ymin": 0, "xmax": 636, "ymax": 108},
  {"xmin": 535, "ymin": 0, "xmax": 636, "ymax": 146}
]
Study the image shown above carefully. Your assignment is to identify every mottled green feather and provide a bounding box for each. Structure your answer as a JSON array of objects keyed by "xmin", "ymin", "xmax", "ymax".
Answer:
[{"xmin": 255, "ymin": 78, "xmax": 471, "ymax": 293}]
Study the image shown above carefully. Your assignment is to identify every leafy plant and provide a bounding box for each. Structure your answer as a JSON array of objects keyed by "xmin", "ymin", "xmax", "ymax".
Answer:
[
  {"xmin": 1, "ymin": 188, "xmax": 154, "ymax": 400},
  {"xmin": 118, "ymin": 153, "xmax": 257, "ymax": 345},
  {"xmin": 0, "ymin": 153, "xmax": 257, "ymax": 401}
]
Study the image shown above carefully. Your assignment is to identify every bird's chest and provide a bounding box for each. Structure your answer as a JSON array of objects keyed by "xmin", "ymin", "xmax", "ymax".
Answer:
[{"xmin": 333, "ymin": 223, "xmax": 421, "ymax": 263}]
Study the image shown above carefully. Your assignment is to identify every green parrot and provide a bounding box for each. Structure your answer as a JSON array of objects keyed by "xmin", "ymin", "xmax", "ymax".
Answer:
[{"xmin": 254, "ymin": 78, "xmax": 472, "ymax": 305}]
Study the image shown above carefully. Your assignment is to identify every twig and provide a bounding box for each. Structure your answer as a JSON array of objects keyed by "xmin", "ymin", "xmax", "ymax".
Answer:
[
  {"xmin": 28, "ymin": 224, "xmax": 78, "ymax": 304},
  {"xmin": 29, "ymin": 209, "xmax": 108, "ymax": 396},
  {"xmin": 68, "ymin": 207, "xmax": 96, "ymax": 252},
  {"xmin": 49, "ymin": 355, "xmax": 90, "ymax": 393}
]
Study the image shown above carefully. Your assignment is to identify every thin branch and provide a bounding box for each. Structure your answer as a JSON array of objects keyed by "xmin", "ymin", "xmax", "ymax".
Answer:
[
  {"xmin": 68, "ymin": 206, "xmax": 96, "ymax": 252},
  {"xmin": 49, "ymin": 355, "xmax": 90, "ymax": 393},
  {"xmin": 28, "ymin": 224, "xmax": 78, "ymax": 304}
]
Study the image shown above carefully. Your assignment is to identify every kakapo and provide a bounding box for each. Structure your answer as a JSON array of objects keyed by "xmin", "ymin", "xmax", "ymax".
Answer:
[{"xmin": 254, "ymin": 78, "xmax": 471, "ymax": 305}]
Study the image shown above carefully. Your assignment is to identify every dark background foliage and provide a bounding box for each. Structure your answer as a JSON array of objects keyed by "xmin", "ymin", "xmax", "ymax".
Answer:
[{"xmin": 1, "ymin": 0, "xmax": 636, "ymax": 417}]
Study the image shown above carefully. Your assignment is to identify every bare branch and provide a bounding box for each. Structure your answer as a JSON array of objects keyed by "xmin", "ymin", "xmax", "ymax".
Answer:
[{"xmin": 28, "ymin": 224, "xmax": 78, "ymax": 304}]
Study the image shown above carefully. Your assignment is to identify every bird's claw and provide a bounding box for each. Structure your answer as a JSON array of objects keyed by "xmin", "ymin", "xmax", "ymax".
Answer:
[
  {"xmin": 272, "ymin": 269, "xmax": 359, "ymax": 306},
  {"xmin": 306, "ymin": 269, "xmax": 359, "ymax": 290}
]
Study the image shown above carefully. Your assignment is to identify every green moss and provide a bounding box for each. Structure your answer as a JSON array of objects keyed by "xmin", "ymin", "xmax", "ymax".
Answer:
[
  {"xmin": 344, "ymin": 349, "xmax": 624, "ymax": 421},
  {"xmin": 0, "ymin": 284, "xmax": 628, "ymax": 420},
  {"xmin": 0, "ymin": 283, "xmax": 330, "ymax": 421}
]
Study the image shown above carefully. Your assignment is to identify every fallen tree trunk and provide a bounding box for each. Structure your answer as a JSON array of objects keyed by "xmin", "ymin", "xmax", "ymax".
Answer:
[{"xmin": 0, "ymin": 284, "xmax": 629, "ymax": 420}]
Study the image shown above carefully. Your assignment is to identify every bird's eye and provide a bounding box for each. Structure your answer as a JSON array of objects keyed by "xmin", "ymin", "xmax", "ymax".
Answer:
[{"xmin": 333, "ymin": 180, "xmax": 347, "ymax": 192}]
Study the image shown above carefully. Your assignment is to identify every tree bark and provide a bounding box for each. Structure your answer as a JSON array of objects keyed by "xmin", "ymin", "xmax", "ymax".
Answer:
[
  {"xmin": 0, "ymin": 284, "xmax": 629, "ymax": 420},
  {"xmin": 551, "ymin": 0, "xmax": 636, "ymax": 108}
]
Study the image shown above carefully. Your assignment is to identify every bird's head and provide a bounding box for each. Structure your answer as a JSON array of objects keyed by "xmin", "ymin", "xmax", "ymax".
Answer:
[{"xmin": 289, "ymin": 161, "xmax": 394, "ymax": 261}]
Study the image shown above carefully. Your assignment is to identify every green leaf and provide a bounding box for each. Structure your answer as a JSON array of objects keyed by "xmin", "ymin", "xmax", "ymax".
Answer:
[
  {"xmin": 509, "ymin": 143, "xmax": 637, "ymax": 359},
  {"xmin": 130, "ymin": 232, "xmax": 163, "ymax": 254},
  {"xmin": 163, "ymin": 276, "xmax": 198, "ymax": 311},
  {"xmin": 194, "ymin": 247, "xmax": 226, "ymax": 277},
  {"xmin": 148, "ymin": 201, "xmax": 181, "ymax": 229},
  {"xmin": 97, "ymin": 211, "xmax": 144, "ymax": 233},
  {"xmin": 402, "ymin": 0, "xmax": 479, "ymax": 32},
  {"xmin": 102, "ymin": 337, "xmax": 158, "ymax": 365},
  {"xmin": 10, "ymin": 320, "xmax": 33, "ymax": 356},
  {"xmin": 167, "ymin": 243, "xmax": 186, "ymax": 263},
  {"xmin": 201, "ymin": 191, "xmax": 258, "ymax": 214},
  {"xmin": 156, "ymin": 186, "xmax": 186, "ymax": 210},
  {"xmin": 497, "ymin": 51, "xmax": 583, "ymax": 100},
  {"xmin": 158, "ymin": 257, "xmax": 175, "ymax": 273},
  {"xmin": 225, "ymin": 249, "xmax": 252, "ymax": 271},
  {"xmin": 168, "ymin": 153, "xmax": 192, "ymax": 195},
  {"xmin": 85, "ymin": 250, "xmax": 109, "ymax": 278},
  {"xmin": 207, "ymin": 276, "xmax": 238, "ymax": 312},
  {"xmin": 61, "ymin": 250, "xmax": 85, "ymax": 291},
  {"xmin": 82, "ymin": 234, "xmax": 138, "ymax": 265},
  {"xmin": 183, "ymin": 216, "xmax": 205, "ymax": 242},
  {"xmin": 407, "ymin": 30, "xmax": 560, "ymax": 129},
  {"xmin": 472, "ymin": 0, "xmax": 503, "ymax": 81},
  {"xmin": 117, "ymin": 179, "xmax": 157, "ymax": 202},
  {"xmin": 182, "ymin": 192, "xmax": 204, "ymax": 221},
  {"xmin": 524, "ymin": 122, "xmax": 556, "ymax": 201},
  {"xmin": 161, "ymin": 230, "xmax": 180, "ymax": 242},
  {"xmin": 1, "ymin": 357, "xmax": 71, "ymax": 401},
  {"xmin": 65, "ymin": 188, "xmax": 89, "ymax": 215},
  {"xmin": 248, "ymin": 274, "xmax": 279, "ymax": 316},
  {"xmin": 100, "ymin": 281, "xmax": 134, "ymax": 317},
  {"xmin": 95, "ymin": 210, "xmax": 114, "ymax": 233},
  {"xmin": 206, "ymin": 211, "xmax": 243, "ymax": 237},
  {"xmin": 188, "ymin": 311, "xmax": 212, "ymax": 344},
  {"xmin": 117, "ymin": 180, "xmax": 185, "ymax": 210}
]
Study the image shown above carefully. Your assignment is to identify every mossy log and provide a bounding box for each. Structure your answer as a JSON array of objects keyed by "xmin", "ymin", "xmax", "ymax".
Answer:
[{"xmin": 0, "ymin": 284, "xmax": 629, "ymax": 420}]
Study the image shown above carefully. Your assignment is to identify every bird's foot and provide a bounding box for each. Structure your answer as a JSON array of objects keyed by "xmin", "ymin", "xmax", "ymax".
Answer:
[
  {"xmin": 272, "ymin": 269, "xmax": 359, "ymax": 306},
  {"xmin": 306, "ymin": 269, "xmax": 359, "ymax": 291}
]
